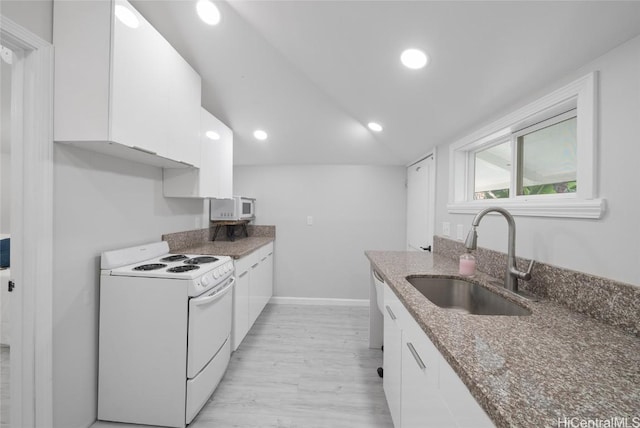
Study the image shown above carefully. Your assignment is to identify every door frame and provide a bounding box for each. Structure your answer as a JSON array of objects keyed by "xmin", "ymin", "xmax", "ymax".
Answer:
[{"xmin": 1, "ymin": 16, "xmax": 54, "ymax": 428}]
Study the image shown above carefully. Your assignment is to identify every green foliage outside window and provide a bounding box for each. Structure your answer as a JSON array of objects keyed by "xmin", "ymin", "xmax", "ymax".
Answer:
[{"xmin": 474, "ymin": 180, "xmax": 576, "ymax": 199}]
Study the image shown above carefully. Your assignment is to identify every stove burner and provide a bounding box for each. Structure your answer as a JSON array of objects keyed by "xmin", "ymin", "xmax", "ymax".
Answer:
[
  {"xmin": 167, "ymin": 265, "xmax": 200, "ymax": 273},
  {"xmin": 133, "ymin": 263, "xmax": 167, "ymax": 271},
  {"xmin": 160, "ymin": 254, "xmax": 189, "ymax": 262},
  {"xmin": 184, "ymin": 256, "xmax": 219, "ymax": 265}
]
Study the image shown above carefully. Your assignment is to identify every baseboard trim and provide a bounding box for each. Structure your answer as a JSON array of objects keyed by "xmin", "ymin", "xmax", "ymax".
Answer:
[{"xmin": 269, "ymin": 297, "xmax": 369, "ymax": 307}]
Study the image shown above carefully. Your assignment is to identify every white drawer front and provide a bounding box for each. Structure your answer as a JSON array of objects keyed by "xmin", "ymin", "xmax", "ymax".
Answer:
[{"xmin": 186, "ymin": 338, "xmax": 230, "ymax": 424}]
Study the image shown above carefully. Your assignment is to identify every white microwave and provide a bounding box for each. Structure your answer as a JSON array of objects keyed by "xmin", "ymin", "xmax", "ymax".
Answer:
[{"xmin": 210, "ymin": 196, "xmax": 255, "ymax": 221}]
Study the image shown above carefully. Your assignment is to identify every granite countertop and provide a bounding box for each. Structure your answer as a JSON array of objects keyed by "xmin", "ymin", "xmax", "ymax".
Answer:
[
  {"xmin": 366, "ymin": 251, "xmax": 640, "ymax": 428},
  {"xmin": 176, "ymin": 237, "xmax": 274, "ymax": 259}
]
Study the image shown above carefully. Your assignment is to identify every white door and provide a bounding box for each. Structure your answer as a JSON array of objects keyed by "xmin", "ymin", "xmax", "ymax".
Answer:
[{"xmin": 406, "ymin": 155, "xmax": 435, "ymax": 252}]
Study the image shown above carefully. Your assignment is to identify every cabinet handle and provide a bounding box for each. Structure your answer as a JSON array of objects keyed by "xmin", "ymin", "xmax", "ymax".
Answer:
[
  {"xmin": 251, "ymin": 263, "xmax": 259, "ymax": 269},
  {"xmin": 407, "ymin": 342, "xmax": 426, "ymax": 370},
  {"xmin": 385, "ymin": 305, "xmax": 396, "ymax": 320},
  {"xmin": 238, "ymin": 271, "xmax": 248, "ymax": 278},
  {"xmin": 260, "ymin": 257, "xmax": 267, "ymax": 262},
  {"xmin": 131, "ymin": 146, "xmax": 157, "ymax": 155},
  {"xmin": 372, "ymin": 270, "xmax": 385, "ymax": 283}
]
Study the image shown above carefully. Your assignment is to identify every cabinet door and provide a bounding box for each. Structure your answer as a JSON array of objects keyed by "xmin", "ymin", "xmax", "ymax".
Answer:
[
  {"xmin": 53, "ymin": 0, "xmax": 112, "ymax": 142},
  {"xmin": 165, "ymin": 48, "xmax": 201, "ymax": 167},
  {"xmin": 400, "ymin": 317, "xmax": 452, "ymax": 428},
  {"xmin": 248, "ymin": 258, "xmax": 263, "ymax": 327},
  {"xmin": 247, "ymin": 246, "xmax": 274, "ymax": 328},
  {"xmin": 383, "ymin": 285, "xmax": 402, "ymax": 428},
  {"xmin": 232, "ymin": 269, "xmax": 250, "ymax": 351},
  {"xmin": 255, "ymin": 253, "xmax": 270, "ymax": 318},
  {"xmin": 439, "ymin": 352, "xmax": 494, "ymax": 427},
  {"xmin": 200, "ymin": 108, "xmax": 233, "ymax": 198},
  {"xmin": 263, "ymin": 248, "xmax": 274, "ymax": 301},
  {"xmin": 110, "ymin": 0, "xmax": 170, "ymax": 156},
  {"xmin": 163, "ymin": 108, "xmax": 233, "ymax": 198},
  {"xmin": 216, "ymin": 129, "xmax": 233, "ymax": 198}
]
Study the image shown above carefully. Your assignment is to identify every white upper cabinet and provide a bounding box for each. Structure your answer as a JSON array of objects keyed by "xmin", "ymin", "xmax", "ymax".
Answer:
[
  {"xmin": 53, "ymin": 0, "xmax": 202, "ymax": 168},
  {"xmin": 164, "ymin": 47, "xmax": 202, "ymax": 168},
  {"xmin": 163, "ymin": 107, "xmax": 233, "ymax": 198}
]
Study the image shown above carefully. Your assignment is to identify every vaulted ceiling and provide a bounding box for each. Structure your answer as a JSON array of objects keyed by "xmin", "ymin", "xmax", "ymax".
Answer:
[{"xmin": 131, "ymin": 1, "xmax": 640, "ymax": 166}]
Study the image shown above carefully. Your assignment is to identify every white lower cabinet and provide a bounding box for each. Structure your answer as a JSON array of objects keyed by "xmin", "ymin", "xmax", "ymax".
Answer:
[
  {"xmin": 383, "ymin": 284, "xmax": 403, "ymax": 427},
  {"xmin": 439, "ymin": 352, "xmax": 495, "ymax": 428},
  {"xmin": 381, "ymin": 282, "xmax": 494, "ymax": 428},
  {"xmin": 250, "ymin": 249, "xmax": 274, "ymax": 326},
  {"xmin": 231, "ymin": 268, "xmax": 250, "ymax": 351},
  {"xmin": 400, "ymin": 309, "xmax": 456, "ymax": 428},
  {"xmin": 232, "ymin": 242, "xmax": 274, "ymax": 350}
]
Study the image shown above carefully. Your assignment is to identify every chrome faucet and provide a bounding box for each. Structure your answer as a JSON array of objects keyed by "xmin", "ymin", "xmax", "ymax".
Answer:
[{"xmin": 464, "ymin": 207, "xmax": 534, "ymax": 293}]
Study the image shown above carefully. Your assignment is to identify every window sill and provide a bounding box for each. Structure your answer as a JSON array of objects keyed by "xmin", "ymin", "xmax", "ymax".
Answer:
[{"xmin": 447, "ymin": 198, "xmax": 606, "ymax": 219}]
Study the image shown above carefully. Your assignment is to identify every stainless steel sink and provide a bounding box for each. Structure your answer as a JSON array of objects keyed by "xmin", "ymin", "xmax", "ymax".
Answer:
[{"xmin": 406, "ymin": 276, "xmax": 531, "ymax": 316}]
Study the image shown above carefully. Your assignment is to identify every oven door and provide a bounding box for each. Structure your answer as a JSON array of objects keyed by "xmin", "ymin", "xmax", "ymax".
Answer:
[{"xmin": 187, "ymin": 275, "xmax": 234, "ymax": 379}]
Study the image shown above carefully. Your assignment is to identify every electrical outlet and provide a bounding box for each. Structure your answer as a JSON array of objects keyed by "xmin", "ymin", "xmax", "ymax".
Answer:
[
  {"xmin": 442, "ymin": 222, "xmax": 450, "ymax": 236},
  {"xmin": 307, "ymin": 216, "xmax": 313, "ymax": 226},
  {"xmin": 457, "ymin": 224, "xmax": 464, "ymax": 240}
]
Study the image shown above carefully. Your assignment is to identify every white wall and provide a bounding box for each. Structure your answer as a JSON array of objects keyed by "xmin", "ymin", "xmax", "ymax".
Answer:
[
  {"xmin": 234, "ymin": 165, "xmax": 407, "ymax": 300},
  {"xmin": 53, "ymin": 145, "xmax": 207, "ymax": 428},
  {"xmin": 435, "ymin": 35, "xmax": 640, "ymax": 287}
]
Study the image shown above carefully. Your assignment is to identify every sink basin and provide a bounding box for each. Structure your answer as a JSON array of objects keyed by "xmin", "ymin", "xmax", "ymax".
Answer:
[{"xmin": 406, "ymin": 276, "xmax": 531, "ymax": 316}]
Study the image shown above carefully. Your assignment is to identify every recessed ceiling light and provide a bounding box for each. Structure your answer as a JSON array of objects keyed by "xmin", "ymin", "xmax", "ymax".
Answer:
[
  {"xmin": 206, "ymin": 131, "xmax": 220, "ymax": 140},
  {"xmin": 253, "ymin": 130, "xmax": 268, "ymax": 141},
  {"xmin": 196, "ymin": 0, "xmax": 221, "ymax": 26},
  {"xmin": 401, "ymin": 48, "xmax": 428, "ymax": 69},
  {"xmin": 114, "ymin": 4, "xmax": 140, "ymax": 29},
  {"xmin": 367, "ymin": 122, "xmax": 383, "ymax": 132}
]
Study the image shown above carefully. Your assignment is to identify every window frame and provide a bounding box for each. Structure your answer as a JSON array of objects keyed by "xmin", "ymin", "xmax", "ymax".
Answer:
[{"xmin": 448, "ymin": 72, "xmax": 604, "ymax": 219}]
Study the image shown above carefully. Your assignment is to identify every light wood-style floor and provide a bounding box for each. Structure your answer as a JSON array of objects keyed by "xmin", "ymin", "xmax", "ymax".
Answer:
[{"xmin": 93, "ymin": 304, "xmax": 392, "ymax": 428}]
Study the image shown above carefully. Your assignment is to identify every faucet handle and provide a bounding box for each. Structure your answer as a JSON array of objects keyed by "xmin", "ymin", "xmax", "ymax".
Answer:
[
  {"xmin": 526, "ymin": 259, "xmax": 535, "ymax": 273},
  {"xmin": 513, "ymin": 260, "xmax": 535, "ymax": 281},
  {"xmin": 522, "ymin": 260, "xmax": 535, "ymax": 281}
]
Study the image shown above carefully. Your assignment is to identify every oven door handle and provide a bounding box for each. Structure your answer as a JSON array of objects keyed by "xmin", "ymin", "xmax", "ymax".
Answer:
[{"xmin": 192, "ymin": 276, "xmax": 235, "ymax": 306}]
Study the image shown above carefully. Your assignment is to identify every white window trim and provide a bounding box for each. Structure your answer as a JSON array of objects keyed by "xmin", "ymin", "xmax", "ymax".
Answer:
[{"xmin": 448, "ymin": 72, "xmax": 604, "ymax": 219}]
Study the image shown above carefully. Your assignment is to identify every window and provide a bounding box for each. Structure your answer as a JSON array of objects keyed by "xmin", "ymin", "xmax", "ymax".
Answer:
[
  {"xmin": 473, "ymin": 139, "xmax": 511, "ymax": 200},
  {"xmin": 448, "ymin": 72, "xmax": 604, "ymax": 219},
  {"xmin": 516, "ymin": 111, "xmax": 577, "ymax": 197}
]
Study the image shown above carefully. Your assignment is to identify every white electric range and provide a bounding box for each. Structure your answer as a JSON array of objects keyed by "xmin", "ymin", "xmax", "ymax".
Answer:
[{"xmin": 98, "ymin": 241, "xmax": 234, "ymax": 428}]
